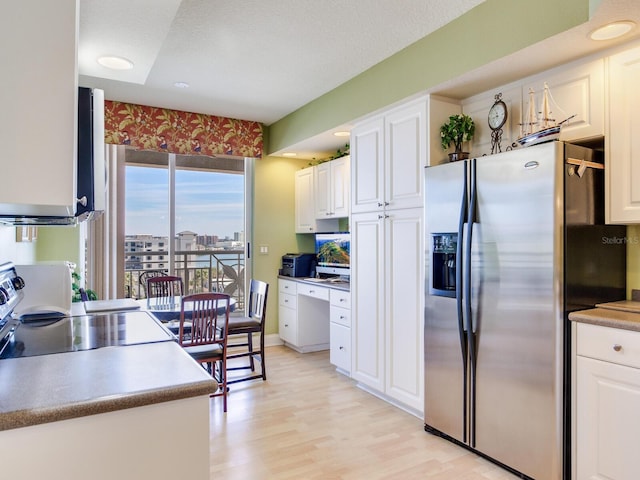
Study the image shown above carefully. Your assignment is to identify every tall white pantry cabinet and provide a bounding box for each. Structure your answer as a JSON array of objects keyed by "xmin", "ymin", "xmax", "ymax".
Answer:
[{"xmin": 350, "ymin": 96, "xmax": 432, "ymax": 414}]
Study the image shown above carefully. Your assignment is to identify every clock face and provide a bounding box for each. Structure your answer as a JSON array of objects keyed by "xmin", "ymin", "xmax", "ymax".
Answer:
[{"xmin": 488, "ymin": 100, "xmax": 507, "ymax": 130}]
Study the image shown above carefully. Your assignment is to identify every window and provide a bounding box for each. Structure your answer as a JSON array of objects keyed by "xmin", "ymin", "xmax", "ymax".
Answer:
[{"xmin": 123, "ymin": 150, "xmax": 249, "ymax": 305}]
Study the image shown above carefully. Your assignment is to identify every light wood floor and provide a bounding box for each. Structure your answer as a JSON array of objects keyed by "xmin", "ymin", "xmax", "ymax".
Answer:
[{"xmin": 209, "ymin": 346, "xmax": 520, "ymax": 480}]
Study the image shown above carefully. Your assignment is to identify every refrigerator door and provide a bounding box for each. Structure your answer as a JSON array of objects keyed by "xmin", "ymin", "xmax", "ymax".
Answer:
[
  {"xmin": 424, "ymin": 160, "xmax": 468, "ymax": 443},
  {"xmin": 471, "ymin": 142, "xmax": 563, "ymax": 480}
]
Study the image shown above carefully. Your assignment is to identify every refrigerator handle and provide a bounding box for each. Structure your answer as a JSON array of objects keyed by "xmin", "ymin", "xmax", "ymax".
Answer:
[
  {"xmin": 466, "ymin": 157, "xmax": 478, "ymax": 448},
  {"xmin": 457, "ymin": 160, "xmax": 469, "ymax": 443}
]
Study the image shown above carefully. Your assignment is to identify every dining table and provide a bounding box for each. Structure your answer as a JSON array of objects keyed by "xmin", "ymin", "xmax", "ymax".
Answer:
[{"xmin": 136, "ymin": 296, "xmax": 236, "ymax": 334}]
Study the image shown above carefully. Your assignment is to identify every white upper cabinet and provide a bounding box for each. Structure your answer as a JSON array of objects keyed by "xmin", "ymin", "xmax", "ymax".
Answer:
[
  {"xmin": 315, "ymin": 156, "xmax": 350, "ymax": 219},
  {"xmin": 523, "ymin": 58, "xmax": 604, "ymax": 142},
  {"xmin": 0, "ymin": 0, "xmax": 78, "ymax": 216},
  {"xmin": 384, "ymin": 99, "xmax": 427, "ymax": 211},
  {"xmin": 607, "ymin": 44, "xmax": 640, "ymax": 224},
  {"xmin": 351, "ymin": 96, "xmax": 432, "ymax": 214},
  {"xmin": 351, "ymin": 116, "xmax": 385, "ymax": 214},
  {"xmin": 294, "ymin": 166, "xmax": 318, "ymax": 233}
]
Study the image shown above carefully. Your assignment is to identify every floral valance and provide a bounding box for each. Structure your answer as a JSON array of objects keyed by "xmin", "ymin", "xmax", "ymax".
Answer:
[{"xmin": 104, "ymin": 100, "xmax": 263, "ymax": 158}]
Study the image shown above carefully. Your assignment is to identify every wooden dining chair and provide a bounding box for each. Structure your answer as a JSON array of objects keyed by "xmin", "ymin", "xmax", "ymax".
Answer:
[
  {"xmin": 178, "ymin": 292, "xmax": 231, "ymax": 412},
  {"xmin": 146, "ymin": 275, "xmax": 184, "ymax": 298},
  {"xmin": 226, "ymin": 279, "xmax": 269, "ymax": 384}
]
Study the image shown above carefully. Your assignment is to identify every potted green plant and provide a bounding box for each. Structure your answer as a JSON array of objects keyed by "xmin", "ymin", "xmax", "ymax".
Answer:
[{"xmin": 440, "ymin": 114, "xmax": 475, "ymax": 161}]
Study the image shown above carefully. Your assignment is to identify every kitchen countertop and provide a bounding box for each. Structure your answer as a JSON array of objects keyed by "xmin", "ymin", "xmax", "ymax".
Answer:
[
  {"xmin": 0, "ymin": 341, "xmax": 217, "ymax": 431},
  {"xmin": 278, "ymin": 275, "xmax": 350, "ymax": 291},
  {"xmin": 568, "ymin": 301, "xmax": 640, "ymax": 333}
]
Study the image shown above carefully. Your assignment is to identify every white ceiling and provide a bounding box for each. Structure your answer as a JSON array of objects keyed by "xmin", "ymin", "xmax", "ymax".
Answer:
[{"xmin": 79, "ymin": 0, "xmax": 640, "ymax": 160}]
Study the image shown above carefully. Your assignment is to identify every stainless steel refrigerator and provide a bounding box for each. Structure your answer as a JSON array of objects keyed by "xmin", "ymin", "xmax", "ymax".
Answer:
[{"xmin": 423, "ymin": 141, "xmax": 626, "ymax": 480}]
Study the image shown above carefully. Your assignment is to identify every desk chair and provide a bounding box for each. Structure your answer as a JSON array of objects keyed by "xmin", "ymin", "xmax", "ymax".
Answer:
[
  {"xmin": 226, "ymin": 279, "xmax": 269, "ymax": 384},
  {"xmin": 178, "ymin": 293, "xmax": 231, "ymax": 412},
  {"xmin": 146, "ymin": 275, "xmax": 184, "ymax": 298}
]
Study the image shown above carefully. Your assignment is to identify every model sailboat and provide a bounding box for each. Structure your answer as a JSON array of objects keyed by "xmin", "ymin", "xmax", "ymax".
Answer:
[{"xmin": 517, "ymin": 82, "xmax": 575, "ymax": 147}]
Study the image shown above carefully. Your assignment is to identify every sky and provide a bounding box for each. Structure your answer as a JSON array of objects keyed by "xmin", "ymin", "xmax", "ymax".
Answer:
[{"xmin": 125, "ymin": 166, "xmax": 244, "ymax": 238}]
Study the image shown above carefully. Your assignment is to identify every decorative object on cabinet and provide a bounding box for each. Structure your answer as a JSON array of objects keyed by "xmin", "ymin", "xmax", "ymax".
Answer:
[
  {"xmin": 440, "ymin": 114, "xmax": 475, "ymax": 161},
  {"xmin": 488, "ymin": 93, "xmax": 507, "ymax": 154},
  {"xmin": 516, "ymin": 83, "xmax": 575, "ymax": 148}
]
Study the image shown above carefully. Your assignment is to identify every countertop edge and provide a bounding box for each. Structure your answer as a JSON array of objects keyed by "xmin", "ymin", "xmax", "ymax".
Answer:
[
  {"xmin": 569, "ymin": 307, "xmax": 640, "ymax": 333},
  {"xmin": 278, "ymin": 275, "xmax": 350, "ymax": 291},
  {"xmin": 1, "ymin": 379, "xmax": 216, "ymax": 431}
]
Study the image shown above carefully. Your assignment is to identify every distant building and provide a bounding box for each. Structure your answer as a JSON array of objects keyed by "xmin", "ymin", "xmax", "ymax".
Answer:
[{"xmin": 124, "ymin": 234, "xmax": 168, "ymax": 271}]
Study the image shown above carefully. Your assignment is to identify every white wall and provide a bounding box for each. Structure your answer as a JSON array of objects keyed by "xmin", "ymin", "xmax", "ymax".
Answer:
[{"xmin": 0, "ymin": 226, "xmax": 36, "ymax": 265}]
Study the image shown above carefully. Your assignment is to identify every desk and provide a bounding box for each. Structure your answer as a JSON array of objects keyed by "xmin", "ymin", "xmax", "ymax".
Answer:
[{"xmin": 137, "ymin": 296, "xmax": 236, "ymax": 332}]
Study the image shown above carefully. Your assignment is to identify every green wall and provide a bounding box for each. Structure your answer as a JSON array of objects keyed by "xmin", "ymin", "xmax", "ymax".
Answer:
[
  {"xmin": 35, "ymin": 226, "xmax": 82, "ymax": 268},
  {"xmin": 267, "ymin": 0, "xmax": 590, "ymax": 154},
  {"xmin": 252, "ymin": 156, "xmax": 315, "ymax": 335}
]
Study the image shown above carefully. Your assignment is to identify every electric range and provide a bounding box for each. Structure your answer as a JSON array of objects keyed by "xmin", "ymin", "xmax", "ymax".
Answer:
[{"xmin": 0, "ymin": 262, "xmax": 174, "ymax": 360}]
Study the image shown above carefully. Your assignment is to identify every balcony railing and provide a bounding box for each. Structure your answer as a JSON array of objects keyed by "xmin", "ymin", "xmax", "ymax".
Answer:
[{"xmin": 124, "ymin": 249, "xmax": 245, "ymax": 311}]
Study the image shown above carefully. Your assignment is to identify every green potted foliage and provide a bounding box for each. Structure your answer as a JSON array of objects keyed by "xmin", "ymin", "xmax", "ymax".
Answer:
[
  {"xmin": 72, "ymin": 271, "xmax": 97, "ymax": 302},
  {"xmin": 440, "ymin": 114, "xmax": 475, "ymax": 161}
]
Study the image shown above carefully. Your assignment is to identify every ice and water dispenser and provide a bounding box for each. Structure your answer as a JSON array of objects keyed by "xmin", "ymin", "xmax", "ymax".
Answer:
[{"xmin": 431, "ymin": 233, "xmax": 457, "ymax": 297}]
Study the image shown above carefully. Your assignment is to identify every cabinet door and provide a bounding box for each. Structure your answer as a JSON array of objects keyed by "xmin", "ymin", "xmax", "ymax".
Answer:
[
  {"xmin": 576, "ymin": 355, "xmax": 640, "ymax": 480},
  {"xmin": 608, "ymin": 46, "xmax": 640, "ymax": 224},
  {"xmin": 385, "ymin": 98, "xmax": 427, "ymax": 211},
  {"xmin": 523, "ymin": 58, "xmax": 604, "ymax": 142},
  {"xmin": 384, "ymin": 207, "xmax": 424, "ymax": 412},
  {"xmin": 295, "ymin": 167, "xmax": 317, "ymax": 233},
  {"xmin": 350, "ymin": 211, "xmax": 385, "ymax": 391},
  {"xmin": 330, "ymin": 322, "xmax": 351, "ymax": 373},
  {"xmin": 351, "ymin": 116, "xmax": 385, "ymax": 214},
  {"xmin": 330, "ymin": 155, "xmax": 350, "ymax": 218},
  {"xmin": 314, "ymin": 162, "xmax": 331, "ymax": 219},
  {"xmin": 278, "ymin": 305, "xmax": 297, "ymax": 345},
  {"xmin": 1, "ymin": 0, "xmax": 77, "ymax": 215}
]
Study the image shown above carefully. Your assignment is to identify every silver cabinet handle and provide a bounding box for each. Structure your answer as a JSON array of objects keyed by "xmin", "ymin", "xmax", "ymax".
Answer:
[{"xmin": 613, "ymin": 344, "xmax": 622, "ymax": 352}]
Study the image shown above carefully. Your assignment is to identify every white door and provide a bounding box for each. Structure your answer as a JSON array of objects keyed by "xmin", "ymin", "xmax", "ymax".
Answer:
[
  {"xmin": 385, "ymin": 99, "xmax": 427, "ymax": 211},
  {"xmin": 351, "ymin": 117, "xmax": 385, "ymax": 214},
  {"xmin": 576, "ymin": 355, "xmax": 640, "ymax": 480},
  {"xmin": 385, "ymin": 207, "xmax": 424, "ymax": 413},
  {"xmin": 351, "ymin": 211, "xmax": 385, "ymax": 391}
]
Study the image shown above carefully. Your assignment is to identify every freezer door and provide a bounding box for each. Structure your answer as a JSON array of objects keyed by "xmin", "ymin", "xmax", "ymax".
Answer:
[
  {"xmin": 471, "ymin": 142, "xmax": 564, "ymax": 480},
  {"xmin": 424, "ymin": 160, "xmax": 468, "ymax": 443}
]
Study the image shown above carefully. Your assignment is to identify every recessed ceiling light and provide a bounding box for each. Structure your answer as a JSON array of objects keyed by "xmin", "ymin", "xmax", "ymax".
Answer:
[
  {"xmin": 589, "ymin": 21, "xmax": 635, "ymax": 41},
  {"xmin": 282, "ymin": 152, "xmax": 297, "ymax": 157},
  {"xmin": 333, "ymin": 131, "xmax": 350, "ymax": 137},
  {"xmin": 97, "ymin": 55, "xmax": 134, "ymax": 70},
  {"xmin": 174, "ymin": 81, "xmax": 190, "ymax": 89}
]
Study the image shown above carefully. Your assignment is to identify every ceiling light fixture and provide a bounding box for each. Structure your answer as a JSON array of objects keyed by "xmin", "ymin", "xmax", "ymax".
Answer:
[
  {"xmin": 282, "ymin": 152, "xmax": 297, "ymax": 157},
  {"xmin": 174, "ymin": 81, "xmax": 190, "ymax": 89},
  {"xmin": 97, "ymin": 55, "xmax": 134, "ymax": 70},
  {"xmin": 589, "ymin": 21, "xmax": 635, "ymax": 41},
  {"xmin": 333, "ymin": 131, "xmax": 350, "ymax": 137}
]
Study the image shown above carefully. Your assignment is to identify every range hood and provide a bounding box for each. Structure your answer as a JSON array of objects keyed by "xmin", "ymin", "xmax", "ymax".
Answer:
[{"xmin": 0, "ymin": 87, "xmax": 105, "ymax": 227}]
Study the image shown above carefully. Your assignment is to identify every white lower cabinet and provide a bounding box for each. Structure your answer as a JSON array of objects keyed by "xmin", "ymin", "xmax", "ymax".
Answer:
[
  {"xmin": 351, "ymin": 207, "xmax": 424, "ymax": 414},
  {"xmin": 574, "ymin": 322, "xmax": 640, "ymax": 480},
  {"xmin": 329, "ymin": 288, "xmax": 351, "ymax": 374},
  {"xmin": 278, "ymin": 278, "xmax": 331, "ymax": 353}
]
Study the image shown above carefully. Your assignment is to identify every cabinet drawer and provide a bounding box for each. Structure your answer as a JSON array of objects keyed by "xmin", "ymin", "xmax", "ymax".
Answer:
[
  {"xmin": 279, "ymin": 279, "xmax": 297, "ymax": 295},
  {"xmin": 330, "ymin": 305, "xmax": 350, "ymax": 327},
  {"xmin": 577, "ymin": 323, "xmax": 640, "ymax": 369},
  {"xmin": 297, "ymin": 283, "xmax": 330, "ymax": 301},
  {"xmin": 330, "ymin": 288, "xmax": 351, "ymax": 308},
  {"xmin": 279, "ymin": 292, "xmax": 297, "ymax": 310}
]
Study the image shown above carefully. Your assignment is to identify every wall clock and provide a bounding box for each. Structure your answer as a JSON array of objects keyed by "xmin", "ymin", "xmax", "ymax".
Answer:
[{"xmin": 488, "ymin": 93, "xmax": 507, "ymax": 154}]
